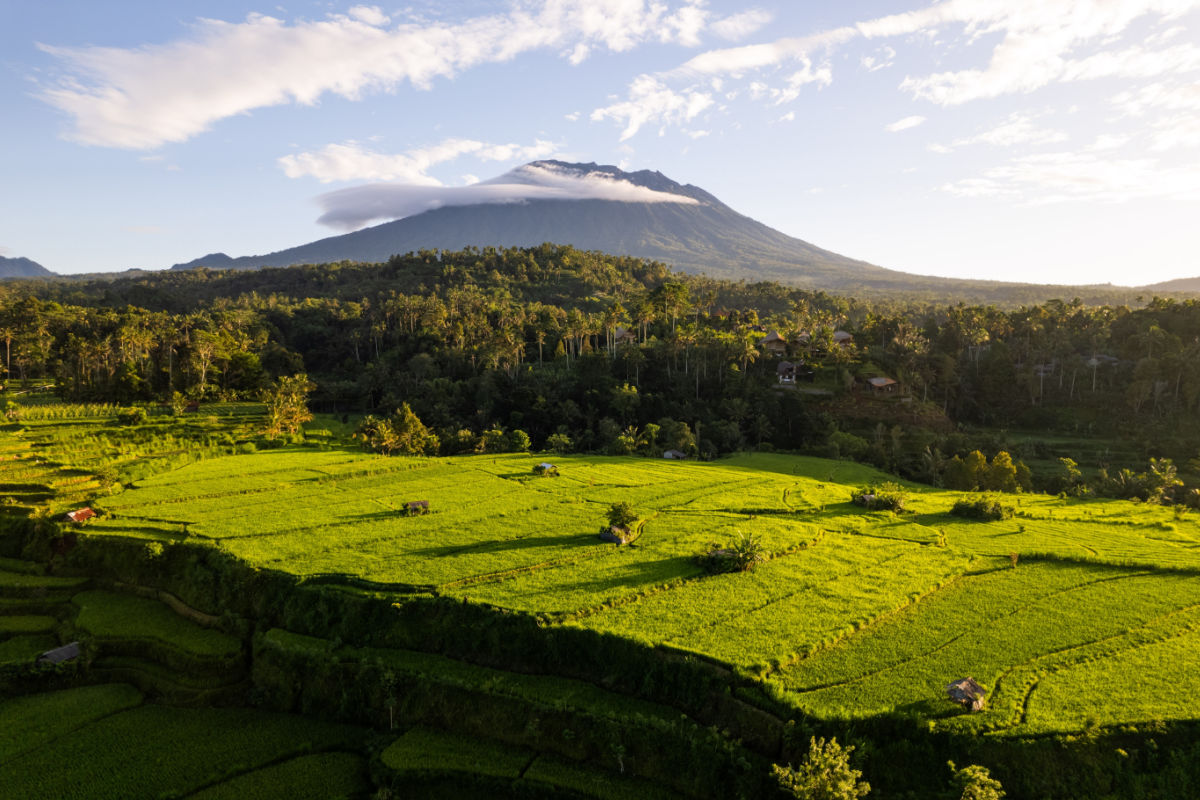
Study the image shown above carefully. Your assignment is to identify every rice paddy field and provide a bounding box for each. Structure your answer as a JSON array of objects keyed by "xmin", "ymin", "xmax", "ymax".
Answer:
[
  {"xmin": 67, "ymin": 436, "xmax": 1200, "ymax": 738},
  {"xmin": 0, "ymin": 684, "xmax": 371, "ymax": 800}
]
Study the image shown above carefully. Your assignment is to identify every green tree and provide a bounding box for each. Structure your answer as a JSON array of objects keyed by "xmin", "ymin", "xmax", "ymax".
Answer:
[
  {"xmin": 506, "ymin": 429, "xmax": 531, "ymax": 452},
  {"xmin": 772, "ymin": 737, "xmax": 870, "ymax": 799},
  {"xmin": 963, "ymin": 450, "xmax": 988, "ymax": 491},
  {"xmin": 545, "ymin": 432, "xmax": 572, "ymax": 454},
  {"xmin": 606, "ymin": 502, "xmax": 638, "ymax": 530},
  {"xmin": 263, "ymin": 373, "xmax": 314, "ymax": 438},
  {"xmin": 985, "ymin": 451, "xmax": 1019, "ymax": 493},
  {"xmin": 950, "ymin": 762, "xmax": 1005, "ymax": 800}
]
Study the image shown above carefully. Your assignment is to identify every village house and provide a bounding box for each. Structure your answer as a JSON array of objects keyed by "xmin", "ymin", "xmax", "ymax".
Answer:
[
  {"xmin": 613, "ymin": 326, "xmax": 637, "ymax": 345},
  {"xmin": 865, "ymin": 376, "xmax": 900, "ymax": 395},
  {"xmin": 759, "ymin": 330, "xmax": 787, "ymax": 356}
]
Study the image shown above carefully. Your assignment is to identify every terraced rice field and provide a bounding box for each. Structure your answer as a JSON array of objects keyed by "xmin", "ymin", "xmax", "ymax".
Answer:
[
  {"xmin": 0, "ymin": 686, "xmax": 370, "ymax": 800},
  {"xmin": 0, "ymin": 402, "xmax": 1192, "ymax": 741},
  {"xmin": 69, "ymin": 445, "xmax": 1200, "ymax": 735}
]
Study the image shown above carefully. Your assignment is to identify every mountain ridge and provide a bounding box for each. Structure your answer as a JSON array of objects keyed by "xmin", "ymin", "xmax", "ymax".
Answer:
[{"xmin": 0, "ymin": 256, "xmax": 54, "ymax": 279}]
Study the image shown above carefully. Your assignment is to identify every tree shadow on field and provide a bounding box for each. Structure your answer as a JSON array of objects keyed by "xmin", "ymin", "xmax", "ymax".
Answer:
[
  {"xmin": 407, "ymin": 532, "xmax": 597, "ymax": 558},
  {"xmin": 552, "ymin": 554, "xmax": 700, "ymax": 594}
]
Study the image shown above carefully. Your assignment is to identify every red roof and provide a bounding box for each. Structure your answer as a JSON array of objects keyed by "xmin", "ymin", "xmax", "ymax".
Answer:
[{"xmin": 65, "ymin": 507, "xmax": 96, "ymax": 522}]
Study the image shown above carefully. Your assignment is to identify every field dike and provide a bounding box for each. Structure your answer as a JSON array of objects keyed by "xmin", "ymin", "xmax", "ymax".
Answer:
[{"xmin": 6, "ymin": 509, "xmax": 1200, "ymax": 798}]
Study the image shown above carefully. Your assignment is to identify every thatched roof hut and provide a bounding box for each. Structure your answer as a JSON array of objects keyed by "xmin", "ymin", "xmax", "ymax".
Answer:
[{"xmin": 947, "ymin": 677, "xmax": 987, "ymax": 712}]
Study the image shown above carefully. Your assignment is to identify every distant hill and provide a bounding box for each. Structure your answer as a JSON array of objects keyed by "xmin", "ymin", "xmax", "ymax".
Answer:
[
  {"xmin": 1139, "ymin": 276, "xmax": 1200, "ymax": 294},
  {"xmin": 0, "ymin": 256, "xmax": 54, "ymax": 279}
]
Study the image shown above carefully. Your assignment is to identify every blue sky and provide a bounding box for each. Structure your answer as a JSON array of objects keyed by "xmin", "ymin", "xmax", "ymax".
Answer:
[{"xmin": 2, "ymin": 0, "xmax": 1198, "ymax": 285}]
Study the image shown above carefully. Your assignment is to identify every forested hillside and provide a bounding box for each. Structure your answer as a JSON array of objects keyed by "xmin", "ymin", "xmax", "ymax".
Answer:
[{"xmin": 4, "ymin": 245, "xmax": 1200, "ymax": 493}]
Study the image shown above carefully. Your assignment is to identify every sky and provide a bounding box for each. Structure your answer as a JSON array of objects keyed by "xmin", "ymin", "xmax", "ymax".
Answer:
[{"xmin": 2, "ymin": 0, "xmax": 1199, "ymax": 286}]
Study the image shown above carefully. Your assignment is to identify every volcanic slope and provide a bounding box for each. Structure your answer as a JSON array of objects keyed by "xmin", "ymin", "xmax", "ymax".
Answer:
[{"xmin": 171, "ymin": 161, "xmax": 915, "ymax": 289}]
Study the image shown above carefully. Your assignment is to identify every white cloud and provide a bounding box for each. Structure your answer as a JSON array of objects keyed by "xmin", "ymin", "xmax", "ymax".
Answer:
[
  {"xmin": 885, "ymin": 115, "xmax": 926, "ymax": 132},
  {"xmin": 37, "ymin": 1, "xmax": 717, "ymax": 149},
  {"xmin": 933, "ymin": 112, "xmax": 1068, "ymax": 150},
  {"xmin": 778, "ymin": 111, "xmax": 795, "ymax": 122},
  {"xmin": 348, "ymin": 5, "xmax": 390, "ymax": 27},
  {"xmin": 591, "ymin": 75, "xmax": 713, "ymax": 140},
  {"xmin": 711, "ymin": 9, "xmax": 772, "ymax": 41},
  {"xmin": 315, "ymin": 161, "xmax": 700, "ymax": 229},
  {"xmin": 890, "ymin": 2, "xmax": 1200, "ymax": 106},
  {"xmin": 1089, "ymin": 133, "xmax": 1130, "ymax": 151},
  {"xmin": 942, "ymin": 150, "xmax": 1200, "ymax": 204},
  {"xmin": 611, "ymin": 0, "xmax": 1200, "ymax": 140},
  {"xmin": 860, "ymin": 45, "xmax": 896, "ymax": 72},
  {"xmin": 278, "ymin": 138, "xmax": 559, "ymax": 183},
  {"xmin": 670, "ymin": 27, "xmax": 857, "ymax": 78}
]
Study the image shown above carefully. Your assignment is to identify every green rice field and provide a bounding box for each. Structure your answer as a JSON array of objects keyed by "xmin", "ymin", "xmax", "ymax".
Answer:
[
  {"xmin": 0, "ymin": 685, "xmax": 369, "ymax": 800},
  {"xmin": 75, "ymin": 445, "xmax": 1200, "ymax": 736}
]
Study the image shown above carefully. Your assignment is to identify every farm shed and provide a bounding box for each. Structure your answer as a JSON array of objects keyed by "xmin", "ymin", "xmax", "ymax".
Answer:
[
  {"xmin": 64, "ymin": 507, "xmax": 95, "ymax": 523},
  {"xmin": 405, "ymin": 500, "xmax": 430, "ymax": 516},
  {"xmin": 777, "ymin": 361, "xmax": 796, "ymax": 384},
  {"xmin": 663, "ymin": 449, "xmax": 688, "ymax": 460},
  {"xmin": 833, "ymin": 330, "xmax": 853, "ymax": 346},
  {"xmin": 533, "ymin": 462, "xmax": 559, "ymax": 476},
  {"xmin": 37, "ymin": 641, "xmax": 81, "ymax": 664},
  {"xmin": 866, "ymin": 376, "xmax": 899, "ymax": 394},
  {"xmin": 600, "ymin": 526, "xmax": 631, "ymax": 545},
  {"xmin": 613, "ymin": 326, "xmax": 637, "ymax": 345},
  {"xmin": 946, "ymin": 677, "xmax": 987, "ymax": 712}
]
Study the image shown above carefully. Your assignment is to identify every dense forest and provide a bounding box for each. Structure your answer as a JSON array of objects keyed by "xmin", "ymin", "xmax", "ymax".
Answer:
[{"xmin": 4, "ymin": 244, "xmax": 1200, "ymax": 496}]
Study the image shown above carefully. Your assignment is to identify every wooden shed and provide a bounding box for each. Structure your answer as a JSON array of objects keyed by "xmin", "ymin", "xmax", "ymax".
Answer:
[
  {"xmin": 946, "ymin": 677, "xmax": 987, "ymax": 712},
  {"xmin": 405, "ymin": 500, "xmax": 430, "ymax": 516},
  {"xmin": 64, "ymin": 507, "xmax": 96, "ymax": 523},
  {"xmin": 533, "ymin": 462, "xmax": 559, "ymax": 476}
]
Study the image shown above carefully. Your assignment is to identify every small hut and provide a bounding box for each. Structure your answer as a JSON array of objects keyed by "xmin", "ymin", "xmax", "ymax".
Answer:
[
  {"xmin": 866, "ymin": 376, "xmax": 899, "ymax": 395},
  {"xmin": 946, "ymin": 677, "xmax": 987, "ymax": 712},
  {"xmin": 64, "ymin": 507, "xmax": 96, "ymax": 523},
  {"xmin": 613, "ymin": 327, "xmax": 637, "ymax": 345},
  {"xmin": 533, "ymin": 462, "xmax": 559, "ymax": 476},
  {"xmin": 599, "ymin": 526, "xmax": 630, "ymax": 545},
  {"xmin": 405, "ymin": 500, "xmax": 430, "ymax": 516},
  {"xmin": 663, "ymin": 449, "xmax": 688, "ymax": 460},
  {"xmin": 760, "ymin": 331, "xmax": 787, "ymax": 355},
  {"xmin": 37, "ymin": 641, "xmax": 81, "ymax": 665}
]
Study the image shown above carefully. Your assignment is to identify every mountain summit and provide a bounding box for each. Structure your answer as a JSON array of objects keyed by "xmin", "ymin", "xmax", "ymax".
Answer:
[{"xmin": 173, "ymin": 160, "xmax": 889, "ymax": 288}]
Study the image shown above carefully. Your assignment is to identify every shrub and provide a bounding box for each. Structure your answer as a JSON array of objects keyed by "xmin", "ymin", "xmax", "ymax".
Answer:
[
  {"xmin": 772, "ymin": 736, "xmax": 870, "ymax": 799},
  {"xmin": 116, "ymin": 406, "xmax": 149, "ymax": 426},
  {"xmin": 698, "ymin": 530, "xmax": 765, "ymax": 574},
  {"xmin": 851, "ymin": 482, "xmax": 907, "ymax": 512},
  {"xmin": 951, "ymin": 495, "xmax": 1013, "ymax": 521},
  {"xmin": 950, "ymin": 762, "xmax": 1005, "ymax": 800}
]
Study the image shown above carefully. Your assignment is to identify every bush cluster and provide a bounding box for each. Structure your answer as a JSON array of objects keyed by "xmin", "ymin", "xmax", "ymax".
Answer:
[
  {"xmin": 950, "ymin": 495, "xmax": 1014, "ymax": 521},
  {"xmin": 851, "ymin": 482, "xmax": 907, "ymax": 512}
]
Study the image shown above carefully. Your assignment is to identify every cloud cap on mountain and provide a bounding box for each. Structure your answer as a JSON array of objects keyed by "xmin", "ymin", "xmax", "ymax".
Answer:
[{"xmin": 315, "ymin": 162, "xmax": 700, "ymax": 229}]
